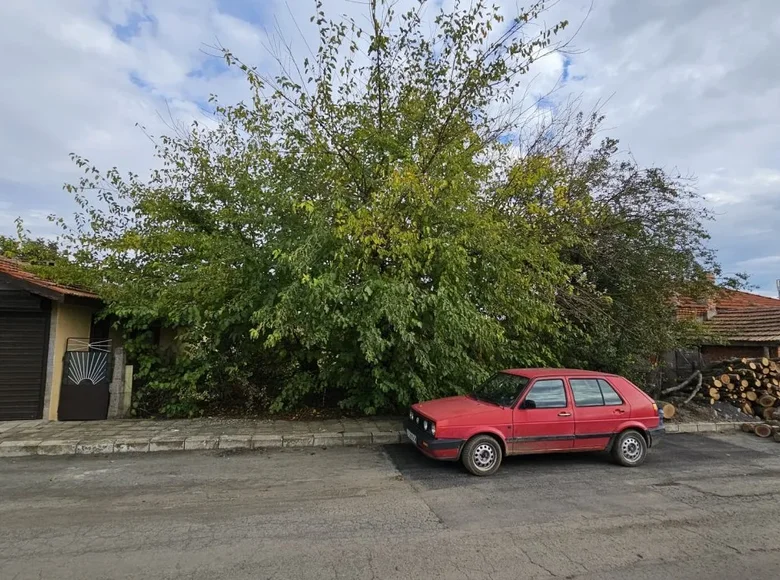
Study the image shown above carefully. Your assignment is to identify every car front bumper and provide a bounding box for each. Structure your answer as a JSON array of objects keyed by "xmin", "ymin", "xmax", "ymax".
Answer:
[{"xmin": 403, "ymin": 418, "xmax": 464, "ymax": 461}]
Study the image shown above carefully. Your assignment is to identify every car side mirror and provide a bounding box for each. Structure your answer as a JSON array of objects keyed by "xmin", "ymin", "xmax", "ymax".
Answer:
[{"xmin": 520, "ymin": 399, "xmax": 536, "ymax": 410}]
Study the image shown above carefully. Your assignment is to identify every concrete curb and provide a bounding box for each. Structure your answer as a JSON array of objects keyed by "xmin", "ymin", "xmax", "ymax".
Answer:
[
  {"xmin": 0, "ymin": 423, "xmax": 758, "ymax": 459},
  {"xmin": 0, "ymin": 430, "xmax": 406, "ymax": 458},
  {"xmin": 664, "ymin": 421, "xmax": 752, "ymax": 434}
]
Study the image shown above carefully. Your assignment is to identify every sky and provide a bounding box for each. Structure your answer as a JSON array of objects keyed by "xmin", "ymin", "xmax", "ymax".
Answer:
[{"xmin": 0, "ymin": 0, "xmax": 778, "ymax": 296}]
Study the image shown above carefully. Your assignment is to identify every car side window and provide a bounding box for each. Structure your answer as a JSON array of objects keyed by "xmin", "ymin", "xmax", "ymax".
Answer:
[
  {"xmin": 570, "ymin": 379, "xmax": 604, "ymax": 407},
  {"xmin": 523, "ymin": 379, "xmax": 567, "ymax": 409},
  {"xmin": 570, "ymin": 378, "xmax": 625, "ymax": 407},
  {"xmin": 598, "ymin": 379, "xmax": 624, "ymax": 405}
]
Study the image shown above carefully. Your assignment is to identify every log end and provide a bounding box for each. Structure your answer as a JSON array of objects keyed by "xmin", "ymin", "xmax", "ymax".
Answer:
[{"xmin": 754, "ymin": 424, "xmax": 773, "ymax": 438}]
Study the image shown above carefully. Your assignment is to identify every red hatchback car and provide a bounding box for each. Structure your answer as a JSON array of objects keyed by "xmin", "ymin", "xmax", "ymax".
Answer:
[{"xmin": 404, "ymin": 369, "xmax": 664, "ymax": 476}]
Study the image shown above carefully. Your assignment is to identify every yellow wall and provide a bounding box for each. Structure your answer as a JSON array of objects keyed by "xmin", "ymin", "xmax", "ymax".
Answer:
[{"xmin": 47, "ymin": 303, "xmax": 96, "ymax": 421}]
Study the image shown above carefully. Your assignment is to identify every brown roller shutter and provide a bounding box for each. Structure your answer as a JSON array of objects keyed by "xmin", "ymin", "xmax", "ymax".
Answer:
[{"xmin": 0, "ymin": 312, "xmax": 49, "ymax": 420}]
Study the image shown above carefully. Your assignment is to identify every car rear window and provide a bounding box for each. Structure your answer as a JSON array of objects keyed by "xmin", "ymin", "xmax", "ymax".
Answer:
[
  {"xmin": 570, "ymin": 379, "xmax": 603, "ymax": 406},
  {"xmin": 598, "ymin": 379, "xmax": 623, "ymax": 405},
  {"xmin": 570, "ymin": 378, "xmax": 624, "ymax": 407}
]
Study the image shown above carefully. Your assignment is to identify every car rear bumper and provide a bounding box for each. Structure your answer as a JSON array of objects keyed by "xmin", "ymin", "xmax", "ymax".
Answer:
[
  {"xmin": 648, "ymin": 425, "xmax": 665, "ymax": 448},
  {"xmin": 403, "ymin": 419, "xmax": 463, "ymax": 461}
]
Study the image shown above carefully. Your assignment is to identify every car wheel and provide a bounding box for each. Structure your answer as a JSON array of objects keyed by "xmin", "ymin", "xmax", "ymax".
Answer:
[
  {"xmin": 612, "ymin": 429, "xmax": 647, "ymax": 467},
  {"xmin": 462, "ymin": 435, "xmax": 503, "ymax": 476}
]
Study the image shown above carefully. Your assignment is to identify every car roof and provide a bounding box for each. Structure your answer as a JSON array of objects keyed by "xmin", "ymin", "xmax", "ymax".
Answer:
[{"xmin": 502, "ymin": 368, "xmax": 620, "ymax": 379}]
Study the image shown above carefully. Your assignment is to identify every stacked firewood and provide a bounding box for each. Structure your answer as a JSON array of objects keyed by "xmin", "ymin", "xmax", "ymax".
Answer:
[
  {"xmin": 656, "ymin": 357, "xmax": 780, "ymax": 423},
  {"xmin": 704, "ymin": 357, "xmax": 780, "ymax": 420}
]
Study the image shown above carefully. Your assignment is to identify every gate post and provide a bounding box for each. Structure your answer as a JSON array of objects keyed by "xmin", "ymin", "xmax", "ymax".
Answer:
[{"xmin": 107, "ymin": 347, "xmax": 129, "ymax": 419}]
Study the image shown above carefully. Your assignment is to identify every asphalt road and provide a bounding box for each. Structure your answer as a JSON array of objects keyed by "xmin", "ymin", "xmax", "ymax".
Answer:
[{"xmin": 2, "ymin": 433, "xmax": 780, "ymax": 579}]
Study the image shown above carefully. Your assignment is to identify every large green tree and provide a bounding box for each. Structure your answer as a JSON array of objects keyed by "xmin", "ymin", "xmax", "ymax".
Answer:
[
  {"xmin": 492, "ymin": 111, "xmax": 719, "ymax": 383},
  {"xmin": 52, "ymin": 0, "xmax": 717, "ymax": 416}
]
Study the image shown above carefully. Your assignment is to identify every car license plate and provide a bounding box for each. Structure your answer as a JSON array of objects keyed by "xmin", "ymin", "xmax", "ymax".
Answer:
[{"xmin": 406, "ymin": 429, "xmax": 417, "ymax": 444}]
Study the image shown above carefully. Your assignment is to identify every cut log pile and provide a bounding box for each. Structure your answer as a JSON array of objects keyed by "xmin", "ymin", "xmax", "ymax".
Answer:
[
  {"xmin": 704, "ymin": 357, "xmax": 780, "ymax": 420},
  {"xmin": 741, "ymin": 421, "xmax": 780, "ymax": 443},
  {"xmin": 656, "ymin": 357, "xmax": 780, "ymax": 429}
]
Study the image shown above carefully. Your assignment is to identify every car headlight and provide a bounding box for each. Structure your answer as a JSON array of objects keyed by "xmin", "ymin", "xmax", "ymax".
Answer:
[
  {"xmin": 409, "ymin": 410, "xmax": 414, "ymax": 420},
  {"xmin": 430, "ymin": 423, "xmax": 436, "ymax": 436},
  {"xmin": 423, "ymin": 420, "xmax": 428, "ymax": 430}
]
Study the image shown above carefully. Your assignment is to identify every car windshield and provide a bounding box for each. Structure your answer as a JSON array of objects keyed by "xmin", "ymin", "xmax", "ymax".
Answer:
[{"xmin": 471, "ymin": 373, "xmax": 530, "ymax": 407}]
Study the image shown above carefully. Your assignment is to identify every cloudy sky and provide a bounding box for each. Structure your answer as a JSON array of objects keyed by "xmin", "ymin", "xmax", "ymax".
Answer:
[{"xmin": 0, "ymin": 0, "xmax": 778, "ymax": 296}]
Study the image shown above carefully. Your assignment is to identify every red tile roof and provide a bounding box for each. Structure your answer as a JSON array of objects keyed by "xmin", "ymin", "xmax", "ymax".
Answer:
[
  {"xmin": 704, "ymin": 307, "xmax": 780, "ymax": 343},
  {"xmin": 716, "ymin": 290, "xmax": 780, "ymax": 309},
  {"xmin": 676, "ymin": 289, "xmax": 780, "ymax": 320},
  {"xmin": 0, "ymin": 256, "xmax": 98, "ymax": 301}
]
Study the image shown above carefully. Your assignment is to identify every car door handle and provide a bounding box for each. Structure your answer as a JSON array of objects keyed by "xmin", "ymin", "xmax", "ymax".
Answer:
[
  {"xmin": 558, "ymin": 412, "xmax": 572, "ymax": 417},
  {"xmin": 613, "ymin": 409, "xmax": 626, "ymax": 414}
]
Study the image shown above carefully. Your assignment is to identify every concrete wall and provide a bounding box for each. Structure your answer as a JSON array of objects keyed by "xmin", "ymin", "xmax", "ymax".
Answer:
[{"xmin": 43, "ymin": 302, "xmax": 97, "ymax": 421}]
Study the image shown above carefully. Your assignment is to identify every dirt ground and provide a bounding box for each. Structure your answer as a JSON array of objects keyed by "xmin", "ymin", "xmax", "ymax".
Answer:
[{"xmin": 669, "ymin": 400, "xmax": 755, "ymax": 423}]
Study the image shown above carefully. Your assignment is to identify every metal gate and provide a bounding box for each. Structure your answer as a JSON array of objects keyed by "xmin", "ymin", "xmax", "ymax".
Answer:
[
  {"xmin": 58, "ymin": 338, "xmax": 112, "ymax": 421},
  {"xmin": 0, "ymin": 311, "xmax": 50, "ymax": 420}
]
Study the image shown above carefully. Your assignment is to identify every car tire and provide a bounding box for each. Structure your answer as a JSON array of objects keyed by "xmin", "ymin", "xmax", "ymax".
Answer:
[
  {"xmin": 611, "ymin": 429, "xmax": 647, "ymax": 467},
  {"xmin": 461, "ymin": 435, "xmax": 503, "ymax": 476}
]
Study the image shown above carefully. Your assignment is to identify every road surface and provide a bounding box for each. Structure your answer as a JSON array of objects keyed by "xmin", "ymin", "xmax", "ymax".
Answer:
[{"xmin": 2, "ymin": 433, "xmax": 780, "ymax": 579}]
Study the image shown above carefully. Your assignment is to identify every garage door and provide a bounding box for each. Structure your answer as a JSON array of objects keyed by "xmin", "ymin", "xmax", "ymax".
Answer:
[{"xmin": 0, "ymin": 312, "xmax": 49, "ymax": 420}]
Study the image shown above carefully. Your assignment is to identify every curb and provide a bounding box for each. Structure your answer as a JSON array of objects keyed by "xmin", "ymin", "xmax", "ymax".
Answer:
[
  {"xmin": 664, "ymin": 421, "xmax": 752, "ymax": 434},
  {"xmin": 0, "ymin": 422, "xmax": 758, "ymax": 459},
  {"xmin": 0, "ymin": 430, "xmax": 406, "ymax": 458}
]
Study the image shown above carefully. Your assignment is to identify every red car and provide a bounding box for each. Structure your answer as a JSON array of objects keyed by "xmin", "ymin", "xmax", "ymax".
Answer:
[{"xmin": 404, "ymin": 368, "xmax": 664, "ymax": 476}]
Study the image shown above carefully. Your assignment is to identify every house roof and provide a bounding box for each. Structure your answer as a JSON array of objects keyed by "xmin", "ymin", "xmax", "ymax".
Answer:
[
  {"xmin": 704, "ymin": 307, "xmax": 780, "ymax": 343},
  {"xmin": 716, "ymin": 290, "xmax": 780, "ymax": 309},
  {"xmin": 676, "ymin": 289, "xmax": 780, "ymax": 319},
  {"xmin": 0, "ymin": 256, "xmax": 98, "ymax": 302}
]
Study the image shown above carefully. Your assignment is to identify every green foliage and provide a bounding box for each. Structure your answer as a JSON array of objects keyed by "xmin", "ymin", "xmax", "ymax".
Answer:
[
  {"xmin": 50, "ymin": 0, "xmax": 720, "ymax": 416},
  {"xmin": 0, "ymin": 221, "xmax": 61, "ymax": 264}
]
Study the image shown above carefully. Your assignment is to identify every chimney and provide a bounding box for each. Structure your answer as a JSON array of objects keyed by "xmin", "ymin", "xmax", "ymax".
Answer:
[
  {"xmin": 705, "ymin": 299, "xmax": 717, "ymax": 320},
  {"xmin": 776, "ymin": 279, "xmax": 780, "ymax": 299}
]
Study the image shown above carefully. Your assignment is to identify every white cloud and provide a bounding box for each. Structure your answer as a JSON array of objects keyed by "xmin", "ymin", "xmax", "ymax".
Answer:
[
  {"xmin": 0, "ymin": 0, "xmax": 778, "ymax": 295},
  {"xmin": 737, "ymin": 256, "xmax": 780, "ymax": 268}
]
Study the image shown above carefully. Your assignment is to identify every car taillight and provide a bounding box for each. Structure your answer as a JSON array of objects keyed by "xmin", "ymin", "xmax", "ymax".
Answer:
[{"xmin": 652, "ymin": 403, "xmax": 658, "ymax": 413}]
